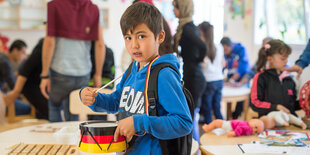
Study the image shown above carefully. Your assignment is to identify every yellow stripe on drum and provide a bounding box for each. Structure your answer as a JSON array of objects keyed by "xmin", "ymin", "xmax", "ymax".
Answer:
[{"xmin": 80, "ymin": 141, "xmax": 127, "ymax": 153}]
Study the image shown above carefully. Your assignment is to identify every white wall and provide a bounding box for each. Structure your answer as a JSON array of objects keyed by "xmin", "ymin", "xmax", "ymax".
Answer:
[
  {"xmin": 1, "ymin": 0, "xmax": 132, "ymax": 77},
  {"xmin": 91, "ymin": 0, "xmax": 132, "ymax": 76},
  {"xmin": 223, "ymin": 1, "xmax": 256, "ymax": 64}
]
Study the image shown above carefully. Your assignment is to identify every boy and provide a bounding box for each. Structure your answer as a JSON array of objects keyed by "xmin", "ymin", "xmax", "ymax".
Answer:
[{"xmin": 80, "ymin": 2, "xmax": 192, "ymax": 154}]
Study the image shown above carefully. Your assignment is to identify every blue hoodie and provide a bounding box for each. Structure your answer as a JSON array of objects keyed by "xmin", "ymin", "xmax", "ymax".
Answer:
[
  {"xmin": 225, "ymin": 43, "xmax": 251, "ymax": 81},
  {"xmin": 88, "ymin": 54, "xmax": 193, "ymax": 154}
]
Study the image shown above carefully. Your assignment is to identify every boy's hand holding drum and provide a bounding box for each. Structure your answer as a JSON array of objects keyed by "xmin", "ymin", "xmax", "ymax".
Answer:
[
  {"xmin": 114, "ymin": 116, "xmax": 135, "ymax": 142},
  {"xmin": 81, "ymin": 87, "xmax": 98, "ymax": 106},
  {"xmin": 81, "ymin": 87, "xmax": 136, "ymax": 142}
]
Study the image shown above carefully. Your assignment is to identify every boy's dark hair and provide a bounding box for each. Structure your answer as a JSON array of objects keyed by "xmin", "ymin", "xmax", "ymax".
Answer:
[
  {"xmin": 220, "ymin": 37, "xmax": 232, "ymax": 46},
  {"xmin": 120, "ymin": 2, "xmax": 163, "ymax": 39},
  {"xmin": 256, "ymin": 39, "xmax": 291, "ymax": 72},
  {"xmin": 9, "ymin": 39, "xmax": 27, "ymax": 53},
  {"xmin": 132, "ymin": 0, "xmax": 174, "ymax": 55}
]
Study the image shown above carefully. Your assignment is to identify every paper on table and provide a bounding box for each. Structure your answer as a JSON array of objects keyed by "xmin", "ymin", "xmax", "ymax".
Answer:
[
  {"xmin": 201, "ymin": 145, "xmax": 242, "ymax": 154},
  {"xmin": 238, "ymin": 143, "xmax": 310, "ymax": 155}
]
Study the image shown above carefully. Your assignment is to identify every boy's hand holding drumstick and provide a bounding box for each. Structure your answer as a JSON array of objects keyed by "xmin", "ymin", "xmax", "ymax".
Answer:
[
  {"xmin": 81, "ymin": 87, "xmax": 98, "ymax": 106},
  {"xmin": 81, "ymin": 73, "xmax": 124, "ymax": 106},
  {"xmin": 80, "ymin": 73, "xmax": 136, "ymax": 142}
]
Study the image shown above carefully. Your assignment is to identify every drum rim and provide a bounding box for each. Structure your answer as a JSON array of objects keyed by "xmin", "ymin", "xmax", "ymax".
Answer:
[
  {"xmin": 80, "ymin": 120, "xmax": 118, "ymax": 135},
  {"xmin": 80, "ymin": 120, "xmax": 118, "ymax": 128}
]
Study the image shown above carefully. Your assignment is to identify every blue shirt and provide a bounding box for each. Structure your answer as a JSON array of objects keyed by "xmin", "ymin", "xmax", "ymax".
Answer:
[
  {"xmin": 224, "ymin": 43, "xmax": 251, "ymax": 81},
  {"xmin": 296, "ymin": 39, "xmax": 310, "ymax": 69},
  {"xmin": 87, "ymin": 54, "xmax": 192, "ymax": 154}
]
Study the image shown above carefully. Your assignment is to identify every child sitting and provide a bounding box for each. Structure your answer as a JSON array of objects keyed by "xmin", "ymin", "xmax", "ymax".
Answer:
[
  {"xmin": 202, "ymin": 119, "xmax": 264, "ymax": 137},
  {"xmin": 250, "ymin": 40, "xmax": 303, "ymax": 118},
  {"xmin": 80, "ymin": 2, "xmax": 192, "ymax": 154}
]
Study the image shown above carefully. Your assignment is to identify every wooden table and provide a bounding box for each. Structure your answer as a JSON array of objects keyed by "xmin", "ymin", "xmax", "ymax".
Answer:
[
  {"xmin": 0, "ymin": 121, "xmax": 115, "ymax": 155},
  {"xmin": 0, "ymin": 121, "xmax": 199, "ymax": 155},
  {"xmin": 200, "ymin": 126, "xmax": 310, "ymax": 155},
  {"xmin": 221, "ymin": 86, "xmax": 251, "ymax": 120}
]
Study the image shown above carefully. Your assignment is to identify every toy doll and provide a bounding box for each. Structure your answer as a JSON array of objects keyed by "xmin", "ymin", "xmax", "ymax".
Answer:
[
  {"xmin": 202, "ymin": 119, "xmax": 264, "ymax": 137},
  {"xmin": 260, "ymin": 110, "xmax": 307, "ymax": 130}
]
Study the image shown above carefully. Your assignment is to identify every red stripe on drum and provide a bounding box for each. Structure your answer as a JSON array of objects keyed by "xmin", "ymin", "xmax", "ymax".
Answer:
[{"xmin": 80, "ymin": 134, "xmax": 125, "ymax": 144}]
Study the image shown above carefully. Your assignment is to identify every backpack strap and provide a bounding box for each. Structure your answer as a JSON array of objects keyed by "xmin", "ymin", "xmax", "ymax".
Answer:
[
  {"xmin": 125, "ymin": 62, "xmax": 134, "ymax": 80},
  {"xmin": 147, "ymin": 63, "xmax": 179, "ymax": 116},
  {"xmin": 148, "ymin": 63, "xmax": 193, "ymax": 155},
  {"xmin": 124, "ymin": 62, "xmax": 181, "ymax": 155}
]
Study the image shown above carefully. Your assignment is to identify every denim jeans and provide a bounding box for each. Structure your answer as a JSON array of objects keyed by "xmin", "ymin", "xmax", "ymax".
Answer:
[
  {"xmin": 200, "ymin": 80, "xmax": 223, "ymax": 124},
  {"xmin": 49, "ymin": 70, "xmax": 89, "ymax": 122},
  {"xmin": 2, "ymin": 92, "xmax": 31, "ymax": 115},
  {"xmin": 15, "ymin": 99, "xmax": 31, "ymax": 115}
]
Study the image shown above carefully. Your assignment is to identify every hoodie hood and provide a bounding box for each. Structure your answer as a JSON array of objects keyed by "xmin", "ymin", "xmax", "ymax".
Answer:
[
  {"xmin": 89, "ymin": 53, "xmax": 192, "ymax": 154},
  {"xmin": 48, "ymin": 0, "xmax": 99, "ymax": 40},
  {"xmin": 68, "ymin": 0, "xmax": 89, "ymax": 6}
]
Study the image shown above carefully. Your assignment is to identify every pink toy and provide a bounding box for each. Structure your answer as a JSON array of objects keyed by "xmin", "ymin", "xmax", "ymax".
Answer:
[{"xmin": 202, "ymin": 119, "xmax": 264, "ymax": 137}]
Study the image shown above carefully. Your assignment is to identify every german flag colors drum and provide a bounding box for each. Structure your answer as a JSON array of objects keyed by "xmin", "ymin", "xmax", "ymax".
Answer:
[{"xmin": 79, "ymin": 121, "xmax": 128, "ymax": 153}]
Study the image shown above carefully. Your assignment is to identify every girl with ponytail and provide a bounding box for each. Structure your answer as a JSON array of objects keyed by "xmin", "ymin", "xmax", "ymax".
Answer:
[{"xmin": 250, "ymin": 40, "xmax": 303, "ymax": 119}]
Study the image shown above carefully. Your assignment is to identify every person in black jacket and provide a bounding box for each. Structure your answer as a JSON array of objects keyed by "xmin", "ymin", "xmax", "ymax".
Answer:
[
  {"xmin": 173, "ymin": 0, "xmax": 207, "ymax": 143},
  {"xmin": 1, "ymin": 39, "xmax": 32, "ymax": 116},
  {"xmin": 250, "ymin": 40, "xmax": 302, "ymax": 117},
  {"xmin": 4, "ymin": 38, "xmax": 48, "ymax": 119}
]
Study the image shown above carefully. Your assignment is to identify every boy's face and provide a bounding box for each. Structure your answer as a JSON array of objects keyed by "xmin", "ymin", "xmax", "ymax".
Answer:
[{"xmin": 124, "ymin": 23, "xmax": 164, "ymax": 67}]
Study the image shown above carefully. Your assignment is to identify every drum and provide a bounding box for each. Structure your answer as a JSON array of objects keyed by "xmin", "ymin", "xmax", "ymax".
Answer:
[
  {"xmin": 300, "ymin": 80, "xmax": 310, "ymax": 129},
  {"xmin": 79, "ymin": 121, "xmax": 127, "ymax": 153}
]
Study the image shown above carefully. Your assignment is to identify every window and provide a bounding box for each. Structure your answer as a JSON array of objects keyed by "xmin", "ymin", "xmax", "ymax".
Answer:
[
  {"xmin": 254, "ymin": 0, "xmax": 310, "ymax": 44},
  {"xmin": 193, "ymin": 0, "xmax": 224, "ymax": 44},
  {"xmin": 155, "ymin": 0, "xmax": 224, "ymax": 43}
]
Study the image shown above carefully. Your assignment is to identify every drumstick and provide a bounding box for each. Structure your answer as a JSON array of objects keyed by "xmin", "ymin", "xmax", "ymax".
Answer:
[{"xmin": 95, "ymin": 73, "xmax": 124, "ymax": 93}]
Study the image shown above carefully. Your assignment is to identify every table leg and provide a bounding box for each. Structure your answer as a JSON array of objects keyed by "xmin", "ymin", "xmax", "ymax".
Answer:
[
  {"xmin": 242, "ymin": 97, "xmax": 249, "ymax": 121},
  {"xmin": 227, "ymin": 102, "xmax": 232, "ymax": 120}
]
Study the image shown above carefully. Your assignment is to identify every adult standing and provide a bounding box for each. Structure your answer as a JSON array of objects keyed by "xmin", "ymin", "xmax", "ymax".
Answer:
[
  {"xmin": 40, "ymin": 0, "xmax": 105, "ymax": 122},
  {"xmin": 285, "ymin": 38, "xmax": 310, "ymax": 77},
  {"xmin": 173, "ymin": 0, "xmax": 207, "ymax": 142},
  {"xmin": 199, "ymin": 22, "xmax": 224, "ymax": 124}
]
